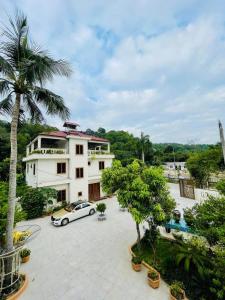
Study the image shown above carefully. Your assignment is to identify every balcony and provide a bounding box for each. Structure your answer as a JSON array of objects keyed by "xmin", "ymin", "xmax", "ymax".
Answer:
[
  {"xmin": 30, "ymin": 148, "xmax": 66, "ymax": 155},
  {"xmin": 88, "ymin": 149, "xmax": 114, "ymax": 159}
]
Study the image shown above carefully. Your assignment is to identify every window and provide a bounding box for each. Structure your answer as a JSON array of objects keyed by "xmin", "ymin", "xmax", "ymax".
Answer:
[
  {"xmin": 82, "ymin": 203, "xmax": 90, "ymax": 208},
  {"xmin": 75, "ymin": 204, "xmax": 82, "ymax": 210},
  {"xmin": 57, "ymin": 163, "xmax": 66, "ymax": 174},
  {"xmin": 27, "ymin": 164, "xmax": 29, "ymax": 173},
  {"xmin": 33, "ymin": 163, "xmax": 36, "ymax": 175},
  {"xmin": 78, "ymin": 191, "xmax": 82, "ymax": 197},
  {"xmin": 76, "ymin": 144, "xmax": 83, "ymax": 155},
  {"xmin": 76, "ymin": 168, "xmax": 84, "ymax": 178},
  {"xmin": 99, "ymin": 161, "xmax": 105, "ymax": 170},
  {"xmin": 57, "ymin": 190, "xmax": 66, "ymax": 202},
  {"xmin": 88, "ymin": 161, "xmax": 91, "ymax": 166}
]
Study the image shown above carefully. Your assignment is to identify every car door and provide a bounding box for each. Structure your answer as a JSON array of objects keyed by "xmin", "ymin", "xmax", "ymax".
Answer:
[
  {"xmin": 81, "ymin": 203, "xmax": 91, "ymax": 216},
  {"xmin": 73, "ymin": 204, "xmax": 83, "ymax": 220}
]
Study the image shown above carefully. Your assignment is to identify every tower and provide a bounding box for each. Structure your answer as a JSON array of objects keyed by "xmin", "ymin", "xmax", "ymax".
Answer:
[{"xmin": 218, "ymin": 120, "xmax": 225, "ymax": 164}]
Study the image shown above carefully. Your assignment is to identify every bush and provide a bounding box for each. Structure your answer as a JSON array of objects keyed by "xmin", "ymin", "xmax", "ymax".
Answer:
[
  {"xmin": 148, "ymin": 270, "xmax": 159, "ymax": 280},
  {"xmin": 170, "ymin": 281, "xmax": 185, "ymax": 299},
  {"xmin": 20, "ymin": 248, "xmax": 31, "ymax": 258},
  {"xmin": 96, "ymin": 203, "xmax": 106, "ymax": 215},
  {"xmin": 183, "ymin": 208, "xmax": 195, "ymax": 227},
  {"xmin": 0, "ymin": 181, "xmax": 26, "ymax": 241},
  {"xmin": 20, "ymin": 187, "xmax": 57, "ymax": 219},
  {"xmin": 131, "ymin": 256, "xmax": 142, "ymax": 264}
]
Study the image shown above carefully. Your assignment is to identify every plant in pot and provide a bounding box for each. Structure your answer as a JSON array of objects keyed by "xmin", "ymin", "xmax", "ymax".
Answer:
[
  {"xmin": 96, "ymin": 203, "xmax": 106, "ymax": 220},
  {"xmin": 20, "ymin": 248, "xmax": 31, "ymax": 263},
  {"xmin": 173, "ymin": 210, "xmax": 181, "ymax": 224},
  {"xmin": 170, "ymin": 281, "xmax": 185, "ymax": 300},
  {"xmin": 131, "ymin": 256, "xmax": 142, "ymax": 272},
  {"xmin": 147, "ymin": 270, "xmax": 160, "ymax": 288},
  {"xmin": 183, "ymin": 208, "xmax": 194, "ymax": 227}
]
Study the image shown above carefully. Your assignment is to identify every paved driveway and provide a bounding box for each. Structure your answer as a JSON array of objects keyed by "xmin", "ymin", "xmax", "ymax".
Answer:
[{"xmin": 20, "ymin": 197, "xmax": 169, "ymax": 300}]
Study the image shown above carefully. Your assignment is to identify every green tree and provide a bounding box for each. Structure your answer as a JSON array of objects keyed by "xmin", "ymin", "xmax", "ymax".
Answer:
[
  {"xmin": 0, "ymin": 12, "xmax": 71, "ymax": 252},
  {"xmin": 186, "ymin": 147, "xmax": 223, "ymax": 188},
  {"xmin": 189, "ymin": 196, "xmax": 225, "ymax": 246},
  {"xmin": 20, "ymin": 187, "xmax": 57, "ymax": 219},
  {"xmin": 102, "ymin": 160, "xmax": 175, "ymax": 249}
]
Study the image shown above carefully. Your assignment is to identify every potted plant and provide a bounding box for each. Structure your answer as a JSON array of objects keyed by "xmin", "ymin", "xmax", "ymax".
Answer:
[
  {"xmin": 131, "ymin": 256, "xmax": 142, "ymax": 272},
  {"xmin": 20, "ymin": 248, "xmax": 31, "ymax": 263},
  {"xmin": 183, "ymin": 208, "xmax": 194, "ymax": 227},
  {"xmin": 147, "ymin": 270, "xmax": 160, "ymax": 288},
  {"xmin": 170, "ymin": 281, "xmax": 186, "ymax": 300},
  {"xmin": 96, "ymin": 203, "xmax": 106, "ymax": 220}
]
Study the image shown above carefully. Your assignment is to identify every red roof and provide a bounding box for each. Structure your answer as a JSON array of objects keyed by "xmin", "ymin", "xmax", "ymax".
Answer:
[{"xmin": 40, "ymin": 131, "xmax": 109, "ymax": 142}]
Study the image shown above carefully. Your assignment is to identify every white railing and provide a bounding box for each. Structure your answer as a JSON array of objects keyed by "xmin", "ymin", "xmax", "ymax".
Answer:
[
  {"xmin": 88, "ymin": 150, "xmax": 110, "ymax": 156},
  {"xmin": 29, "ymin": 148, "xmax": 66, "ymax": 155}
]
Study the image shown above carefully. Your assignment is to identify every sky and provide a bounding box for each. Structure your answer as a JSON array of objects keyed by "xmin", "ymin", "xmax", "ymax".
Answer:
[{"xmin": 1, "ymin": 0, "xmax": 225, "ymax": 143}]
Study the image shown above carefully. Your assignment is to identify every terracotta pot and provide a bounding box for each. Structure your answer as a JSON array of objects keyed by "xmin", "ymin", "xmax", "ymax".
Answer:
[
  {"xmin": 132, "ymin": 262, "xmax": 141, "ymax": 272},
  {"xmin": 170, "ymin": 289, "xmax": 186, "ymax": 300},
  {"xmin": 147, "ymin": 272, "xmax": 160, "ymax": 289},
  {"xmin": 21, "ymin": 255, "xmax": 30, "ymax": 263}
]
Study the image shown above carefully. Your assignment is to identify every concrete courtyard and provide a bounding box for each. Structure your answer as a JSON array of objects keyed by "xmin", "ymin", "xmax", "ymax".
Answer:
[{"xmin": 20, "ymin": 183, "xmax": 194, "ymax": 300}]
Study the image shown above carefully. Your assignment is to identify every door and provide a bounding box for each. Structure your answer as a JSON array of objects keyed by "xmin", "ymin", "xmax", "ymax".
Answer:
[{"xmin": 88, "ymin": 183, "xmax": 100, "ymax": 201}]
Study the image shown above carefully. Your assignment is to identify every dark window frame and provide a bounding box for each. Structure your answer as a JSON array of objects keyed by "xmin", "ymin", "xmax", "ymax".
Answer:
[
  {"xmin": 76, "ymin": 168, "xmax": 84, "ymax": 178},
  {"xmin": 57, "ymin": 190, "xmax": 66, "ymax": 202},
  {"xmin": 76, "ymin": 144, "xmax": 84, "ymax": 155},
  {"xmin": 33, "ymin": 163, "xmax": 36, "ymax": 175},
  {"xmin": 57, "ymin": 162, "xmax": 66, "ymax": 174},
  {"xmin": 99, "ymin": 161, "xmax": 105, "ymax": 170}
]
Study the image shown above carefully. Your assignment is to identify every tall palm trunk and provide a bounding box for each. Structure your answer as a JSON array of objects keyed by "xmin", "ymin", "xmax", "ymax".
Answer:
[
  {"xmin": 142, "ymin": 148, "xmax": 145, "ymax": 163},
  {"xmin": 5, "ymin": 94, "xmax": 20, "ymax": 252}
]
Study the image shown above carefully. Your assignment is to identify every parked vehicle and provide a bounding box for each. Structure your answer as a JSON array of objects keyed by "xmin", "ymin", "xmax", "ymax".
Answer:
[{"xmin": 51, "ymin": 201, "xmax": 96, "ymax": 226}]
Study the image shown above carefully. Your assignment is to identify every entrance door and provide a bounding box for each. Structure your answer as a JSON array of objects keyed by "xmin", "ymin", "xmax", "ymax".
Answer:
[{"xmin": 88, "ymin": 183, "xmax": 100, "ymax": 201}]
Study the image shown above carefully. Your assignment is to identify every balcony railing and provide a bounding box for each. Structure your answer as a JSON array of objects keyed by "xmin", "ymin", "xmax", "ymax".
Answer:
[
  {"xmin": 29, "ymin": 148, "xmax": 66, "ymax": 155},
  {"xmin": 88, "ymin": 150, "xmax": 111, "ymax": 156}
]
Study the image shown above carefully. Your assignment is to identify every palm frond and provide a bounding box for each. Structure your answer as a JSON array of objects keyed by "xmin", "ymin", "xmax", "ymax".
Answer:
[
  {"xmin": 33, "ymin": 86, "xmax": 70, "ymax": 119},
  {"xmin": 23, "ymin": 93, "xmax": 44, "ymax": 123},
  {"xmin": 0, "ymin": 93, "xmax": 13, "ymax": 115},
  {"xmin": 0, "ymin": 56, "xmax": 14, "ymax": 78},
  {"xmin": 22, "ymin": 47, "xmax": 72, "ymax": 85},
  {"xmin": 0, "ymin": 80, "xmax": 11, "ymax": 95}
]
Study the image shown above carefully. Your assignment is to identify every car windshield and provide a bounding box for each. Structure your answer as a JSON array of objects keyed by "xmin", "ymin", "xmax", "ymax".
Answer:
[
  {"xmin": 64, "ymin": 204, "xmax": 76, "ymax": 212},
  {"xmin": 64, "ymin": 201, "xmax": 83, "ymax": 212}
]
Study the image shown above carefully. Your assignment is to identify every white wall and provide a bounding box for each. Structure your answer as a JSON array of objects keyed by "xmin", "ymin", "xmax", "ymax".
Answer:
[
  {"xmin": 68, "ymin": 137, "xmax": 89, "ymax": 202},
  {"xmin": 195, "ymin": 188, "xmax": 219, "ymax": 202},
  {"xmin": 37, "ymin": 158, "xmax": 69, "ymax": 185},
  {"xmin": 26, "ymin": 160, "xmax": 38, "ymax": 187}
]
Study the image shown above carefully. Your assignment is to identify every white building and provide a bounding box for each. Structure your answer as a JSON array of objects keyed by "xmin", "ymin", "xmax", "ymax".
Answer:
[
  {"xmin": 164, "ymin": 162, "xmax": 186, "ymax": 171},
  {"xmin": 23, "ymin": 122, "xmax": 115, "ymax": 204}
]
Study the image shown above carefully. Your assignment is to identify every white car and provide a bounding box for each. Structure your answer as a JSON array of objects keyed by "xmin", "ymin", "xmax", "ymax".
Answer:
[{"xmin": 51, "ymin": 201, "xmax": 96, "ymax": 226}]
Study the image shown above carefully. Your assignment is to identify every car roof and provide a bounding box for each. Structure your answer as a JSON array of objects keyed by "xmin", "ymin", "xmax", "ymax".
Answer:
[{"xmin": 71, "ymin": 200, "xmax": 86, "ymax": 206}]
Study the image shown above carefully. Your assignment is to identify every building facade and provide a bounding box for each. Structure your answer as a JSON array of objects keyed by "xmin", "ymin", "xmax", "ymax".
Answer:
[{"xmin": 23, "ymin": 122, "xmax": 114, "ymax": 204}]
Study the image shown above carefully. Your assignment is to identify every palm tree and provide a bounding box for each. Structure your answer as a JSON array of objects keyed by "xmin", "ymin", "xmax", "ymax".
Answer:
[
  {"xmin": 0, "ymin": 12, "xmax": 72, "ymax": 253},
  {"xmin": 139, "ymin": 132, "xmax": 150, "ymax": 163}
]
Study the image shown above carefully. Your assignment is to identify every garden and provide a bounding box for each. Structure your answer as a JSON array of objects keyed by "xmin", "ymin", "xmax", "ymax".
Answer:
[{"xmin": 102, "ymin": 160, "xmax": 225, "ymax": 300}]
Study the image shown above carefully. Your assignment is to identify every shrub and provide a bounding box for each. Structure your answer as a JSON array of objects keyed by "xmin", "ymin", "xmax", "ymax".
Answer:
[
  {"xmin": 20, "ymin": 187, "xmax": 57, "ymax": 219},
  {"xmin": 170, "ymin": 281, "xmax": 185, "ymax": 299},
  {"xmin": 183, "ymin": 208, "xmax": 195, "ymax": 227},
  {"xmin": 96, "ymin": 203, "xmax": 106, "ymax": 215},
  {"xmin": 131, "ymin": 256, "xmax": 142, "ymax": 264},
  {"xmin": 20, "ymin": 248, "xmax": 31, "ymax": 258},
  {"xmin": 148, "ymin": 270, "xmax": 159, "ymax": 280}
]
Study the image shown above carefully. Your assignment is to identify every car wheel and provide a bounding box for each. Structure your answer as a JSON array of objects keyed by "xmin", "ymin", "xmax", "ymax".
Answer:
[
  {"xmin": 89, "ymin": 209, "xmax": 95, "ymax": 215},
  {"xmin": 61, "ymin": 218, "xmax": 69, "ymax": 226}
]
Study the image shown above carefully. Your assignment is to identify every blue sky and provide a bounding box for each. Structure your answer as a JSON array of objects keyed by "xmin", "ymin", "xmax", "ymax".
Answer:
[{"xmin": 1, "ymin": 0, "xmax": 225, "ymax": 143}]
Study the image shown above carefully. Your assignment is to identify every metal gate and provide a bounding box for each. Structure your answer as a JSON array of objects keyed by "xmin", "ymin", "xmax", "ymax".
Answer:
[{"xmin": 179, "ymin": 179, "xmax": 195, "ymax": 199}]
